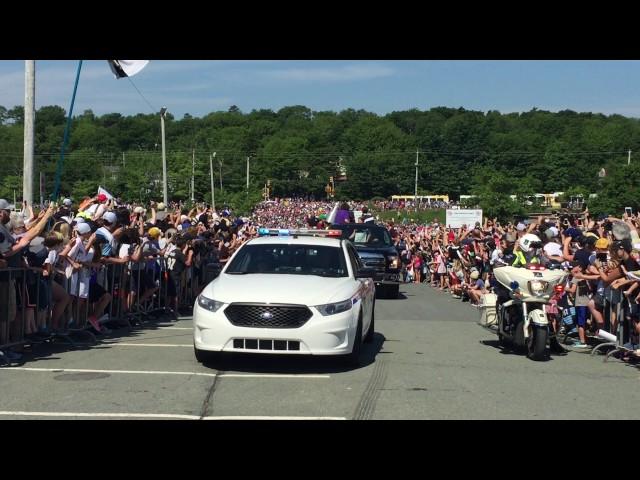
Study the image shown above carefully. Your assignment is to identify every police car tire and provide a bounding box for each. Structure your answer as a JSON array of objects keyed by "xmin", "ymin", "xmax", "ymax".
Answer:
[
  {"xmin": 364, "ymin": 304, "xmax": 375, "ymax": 343},
  {"xmin": 344, "ymin": 315, "xmax": 363, "ymax": 366}
]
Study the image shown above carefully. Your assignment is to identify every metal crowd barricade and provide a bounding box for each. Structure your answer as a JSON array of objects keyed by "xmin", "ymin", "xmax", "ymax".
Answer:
[
  {"xmin": 57, "ymin": 265, "xmax": 96, "ymax": 345},
  {"xmin": 0, "ymin": 267, "xmax": 28, "ymax": 365},
  {"xmin": 127, "ymin": 254, "xmax": 172, "ymax": 326},
  {"xmin": 591, "ymin": 286, "xmax": 633, "ymax": 360}
]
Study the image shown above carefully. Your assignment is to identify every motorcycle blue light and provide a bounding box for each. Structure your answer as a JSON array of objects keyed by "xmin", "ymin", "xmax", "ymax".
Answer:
[{"xmin": 510, "ymin": 280, "xmax": 520, "ymax": 290}]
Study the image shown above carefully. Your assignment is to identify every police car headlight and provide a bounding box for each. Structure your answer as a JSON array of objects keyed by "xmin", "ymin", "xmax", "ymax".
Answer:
[
  {"xmin": 197, "ymin": 295, "xmax": 224, "ymax": 312},
  {"xmin": 528, "ymin": 280, "xmax": 548, "ymax": 296},
  {"xmin": 316, "ymin": 299, "xmax": 353, "ymax": 316},
  {"xmin": 388, "ymin": 256, "xmax": 399, "ymax": 269}
]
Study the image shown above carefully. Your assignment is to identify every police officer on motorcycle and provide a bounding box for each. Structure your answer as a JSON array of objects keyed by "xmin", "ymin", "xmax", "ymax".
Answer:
[{"xmin": 512, "ymin": 233, "xmax": 545, "ymax": 267}]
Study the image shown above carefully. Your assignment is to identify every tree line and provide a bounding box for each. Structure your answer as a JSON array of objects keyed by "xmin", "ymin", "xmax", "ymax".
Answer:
[{"xmin": 0, "ymin": 104, "xmax": 639, "ymax": 217}]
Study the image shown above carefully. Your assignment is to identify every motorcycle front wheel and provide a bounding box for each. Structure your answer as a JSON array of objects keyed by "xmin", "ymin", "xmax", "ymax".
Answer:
[{"xmin": 527, "ymin": 326, "xmax": 548, "ymax": 361}]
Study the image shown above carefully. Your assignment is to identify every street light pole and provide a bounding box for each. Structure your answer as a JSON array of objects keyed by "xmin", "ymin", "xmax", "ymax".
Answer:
[
  {"xmin": 246, "ymin": 156, "xmax": 250, "ymax": 191},
  {"xmin": 191, "ymin": 148, "xmax": 195, "ymax": 203},
  {"xmin": 414, "ymin": 149, "xmax": 419, "ymax": 199},
  {"xmin": 23, "ymin": 60, "xmax": 35, "ymax": 206},
  {"xmin": 210, "ymin": 152, "xmax": 216, "ymax": 211},
  {"xmin": 160, "ymin": 107, "xmax": 168, "ymax": 205}
]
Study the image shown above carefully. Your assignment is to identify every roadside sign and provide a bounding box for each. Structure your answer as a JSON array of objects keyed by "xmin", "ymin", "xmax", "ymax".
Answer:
[{"xmin": 446, "ymin": 209, "xmax": 483, "ymax": 229}]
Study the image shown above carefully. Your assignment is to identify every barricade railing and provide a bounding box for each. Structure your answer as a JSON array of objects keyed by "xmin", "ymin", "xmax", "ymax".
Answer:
[
  {"xmin": 0, "ymin": 267, "xmax": 28, "ymax": 365},
  {"xmin": 591, "ymin": 285, "xmax": 636, "ymax": 360},
  {"xmin": 1, "ymin": 245, "xmax": 223, "ymax": 366}
]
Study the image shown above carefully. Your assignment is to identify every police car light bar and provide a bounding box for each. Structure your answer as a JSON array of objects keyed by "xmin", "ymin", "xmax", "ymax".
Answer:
[{"xmin": 258, "ymin": 228, "xmax": 342, "ymax": 237}]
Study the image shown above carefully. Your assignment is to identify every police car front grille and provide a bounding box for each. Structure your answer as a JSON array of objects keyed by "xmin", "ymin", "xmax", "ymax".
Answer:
[
  {"xmin": 233, "ymin": 338, "xmax": 300, "ymax": 351},
  {"xmin": 225, "ymin": 304, "xmax": 312, "ymax": 328}
]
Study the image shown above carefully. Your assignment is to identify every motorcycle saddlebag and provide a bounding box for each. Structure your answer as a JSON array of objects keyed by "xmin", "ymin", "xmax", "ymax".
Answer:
[{"xmin": 478, "ymin": 293, "xmax": 498, "ymax": 327}]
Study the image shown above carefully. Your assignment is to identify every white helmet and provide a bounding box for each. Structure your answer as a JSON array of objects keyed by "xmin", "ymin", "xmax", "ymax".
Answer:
[{"xmin": 519, "ymin": 233, "xmax": 541, "ymax": 253}]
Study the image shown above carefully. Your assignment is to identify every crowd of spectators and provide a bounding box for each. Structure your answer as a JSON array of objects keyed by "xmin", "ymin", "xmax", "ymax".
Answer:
[
  {"xmin": 0, "ymin": 194, "xmax": 262, "ymax": 362},
  {"xmin": 376, "ymin": 210, "xmax": 640, "ymax": 357},
  {"xmin": 2, "ymin": 193, "xmax": 640, "ymax": 363}
]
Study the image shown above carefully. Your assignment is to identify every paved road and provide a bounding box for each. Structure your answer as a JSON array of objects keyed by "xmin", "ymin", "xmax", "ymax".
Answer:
[{"xmin": 1, "ymin": 283, "xmax": 639, "ymax": 419}]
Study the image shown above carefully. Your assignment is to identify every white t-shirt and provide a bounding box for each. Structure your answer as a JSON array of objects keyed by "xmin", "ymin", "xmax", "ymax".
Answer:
[
  {"xmin": 44, "ymin": 249, "xmax": 58, "ymax": 267},
  {"xmin": 544, "ymin": 242, "xmax": 563, "ymax": 258},
  {"xmin": 119, "ymin": 243, "xmax": 131, "ymax": 259},
  {"xmin": 84, "ymin": 203, "xmax": 99, "ymax": 216},
  {"xmin": 490, "ymin": 248, "xmax": 504, "ymax": 266}
]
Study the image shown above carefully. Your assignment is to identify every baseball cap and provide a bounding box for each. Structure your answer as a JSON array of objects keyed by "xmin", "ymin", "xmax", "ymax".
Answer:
[
  {"xmin": 595, "ymin": 237, "xmax": 610, "ymax": 250},
  {"xmin": 73, "ymin": 216, "xmax": 85, "ymax": 224},
  {"xmin": 148, "ymin": 227, "xmax": 161, "ymax": 239},
  {"xmin": 544, "ymin": 227, "xmax": 559, "ymax": 239},
  {"xmin": 75, "ymin": 223, "xmax": 91, "ymax": 235},
  {"xmin": 97, "ymin": 193, "xmax": 107, "ymax": 202},
  {"xmin": 156, "ymin": 202, "xmax": 166, "ymax": 211},
  {"xmin": 102, "ymin": 211, "xmax": 117, "ymax": 224},
  {"xmin": 516, "ymin": 223, "xmax": 526, "ymax": 232},
  {"xmin": 62, "ymin": 198, "xmax": 73, "ymax": 207},
  {"xmin": 134, "ymin": 206, "xmax": 145, "ymax": 214},
  {"xmin": 0, "ymin": 199, "xmax": 11, "ymax": 211}
]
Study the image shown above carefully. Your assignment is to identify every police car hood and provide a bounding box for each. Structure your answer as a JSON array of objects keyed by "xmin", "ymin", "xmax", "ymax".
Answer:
[{"xmin": 203, "ymin": 274, "xmax": 355, "ymax": 306}]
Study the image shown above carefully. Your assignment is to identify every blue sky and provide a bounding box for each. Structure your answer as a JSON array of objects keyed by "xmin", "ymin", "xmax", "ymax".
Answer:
[{"xmin": 1, "ymin": 60, "xmax": 640, "ymax": 118}]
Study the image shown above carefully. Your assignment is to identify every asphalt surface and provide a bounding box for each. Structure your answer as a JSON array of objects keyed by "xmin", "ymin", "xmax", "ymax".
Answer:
[{"xmin": 1, "ymin": 283, "xmax": 640, "ymax": 419}]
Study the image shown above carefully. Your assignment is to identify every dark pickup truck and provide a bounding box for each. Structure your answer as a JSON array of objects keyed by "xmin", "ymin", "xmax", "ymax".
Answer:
[{"xmin": 333, "ymin": 223, "xmax": 401, "ymax": 298}]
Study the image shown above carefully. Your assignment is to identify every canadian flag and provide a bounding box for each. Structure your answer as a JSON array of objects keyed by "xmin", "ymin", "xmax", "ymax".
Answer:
[{"xmin": 108, "ymin": 60, "xmax": 149, "ymax": 79}]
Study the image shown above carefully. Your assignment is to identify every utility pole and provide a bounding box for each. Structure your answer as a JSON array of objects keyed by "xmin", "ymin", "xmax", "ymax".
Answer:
[
  {"xmin": 39, "ymin": 172, "xmax": 44, "ymax": 209},
  {"xmin": 23, "ymin": 60, "xmax": 35, "ymax": 206},
  {"xmin": 628, "ymin": 149, "xmax": 632, "ymax": 166},
  {"xmin": 160, "ymin": 107, "xmax": 168, "ymax": 205},
  {"xmin": 246, "ymin": 156, "xmax": 250, "ymax": 191},
  {"xmin": 414, "ymin": 148, "xmax": 419, "ymax": 199},
  {"xmin": 210, "ymin": 152, "xmax": 216, "ymax": 211},
  {"xmin": 191, "ymin": 148, "xmax": 195, "ymax": 203}
]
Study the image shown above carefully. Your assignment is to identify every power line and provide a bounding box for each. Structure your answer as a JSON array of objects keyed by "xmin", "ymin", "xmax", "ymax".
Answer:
[{"xmin": 126, "ymin": 77, "xmax": 157, "ymax": 114}]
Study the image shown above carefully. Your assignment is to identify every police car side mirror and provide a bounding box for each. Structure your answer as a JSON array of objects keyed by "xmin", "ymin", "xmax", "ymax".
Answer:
[{"xmin": 356, "ymin": 267, "xmax": 377, "ymax": 279}]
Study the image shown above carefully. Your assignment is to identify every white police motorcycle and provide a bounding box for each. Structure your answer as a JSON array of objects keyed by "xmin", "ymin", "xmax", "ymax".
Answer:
[{"xmin": 492, "ymin": 234, "xmax": 569, "ymax": 361}]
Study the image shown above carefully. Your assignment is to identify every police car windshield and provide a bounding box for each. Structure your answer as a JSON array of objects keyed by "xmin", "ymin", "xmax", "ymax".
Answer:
[
  {"xmin": 337, "ymin": 225, "xmax": 392, "ymax": 246},
  {"xmin": 225, "ymin": 244, "xmax": 348, "ymax": 277}
]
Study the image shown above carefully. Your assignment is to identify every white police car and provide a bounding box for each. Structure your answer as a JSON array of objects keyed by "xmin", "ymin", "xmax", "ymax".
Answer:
[{"xmin": 193, "ymin": 228, "xmax": 376, "ymax": 365}]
